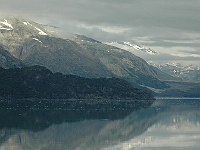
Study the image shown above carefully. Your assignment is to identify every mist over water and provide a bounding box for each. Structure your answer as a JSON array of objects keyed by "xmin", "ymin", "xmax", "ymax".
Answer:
[{"xmin": 0, "ymin": 98, "xmax": 200, "ymax": 150}]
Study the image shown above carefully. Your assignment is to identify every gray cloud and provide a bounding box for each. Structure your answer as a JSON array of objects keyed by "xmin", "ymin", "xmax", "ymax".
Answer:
[
  {"xmin": 0, "ymin": 0, "xmax": 200, "ymax": 65},
  {"xmin": 1, "ymin": 0, "xmax": 200, "ymax": 30},
  {"xmin": 141, "ymin": 39, "xmax": 200, "ymax": 48}
]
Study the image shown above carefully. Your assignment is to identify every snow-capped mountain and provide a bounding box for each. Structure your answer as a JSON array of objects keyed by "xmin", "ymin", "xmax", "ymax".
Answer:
[
  {"xmin": 0, "ymin": 17, "xmax": 53, "ymax": 57},
  {"xmin": 0, "ymin": 18, "xmax": 49, "ymax": 34},
  {"xmin": 0, "ymin": 17, "xmax": 166, "ymax": 89},
  {"xmin": 0, "ymin": 17, "xmax": 114, "ymax": 78},
  {"xmin": 1, "ymin": 17, "xmax": 200, "ymax": 97},
  {"xmin": 106, "ymin": 41, "xmax": 157, "ymax": 55},
  {"xmin": 149, "ymin": 62, "xmax": 200, "ymax": 82}
]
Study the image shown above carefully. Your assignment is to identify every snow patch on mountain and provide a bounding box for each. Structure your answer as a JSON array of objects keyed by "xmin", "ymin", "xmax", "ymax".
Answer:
[
  {"xmin": 32, "ymin": 38, "xmax": 43, "ymax": 44},
  {"xmin": 35, "ymin": 27, "xmax": 48, "ymax": 35},
  {"xmin": 0, "ymin": 19, "xmax": 13, "ymax": 29},
  {"xmin": 120, "ymin": 41, "xmax": 156, "ymax": 54},
  {"xmin": 148, "ymin": 61, "xmax": 162, "ymax": 69},
  {"xmin": 0, "ymin": 19, "xmax": 14, "ymax": 30},
  {"xmin": 27, "ymin": 22, "xmax": 33, "ymax": 26},
  {"xmin": 0, "ymin": 27, "xmax": 12, "ymax": 30},
  {"xmin": 106, "ymin": 41, "xmax": 157, "ymax": 55},
  {"xmin": 23, "ymin": 22, "xmax": 28, "ymax": 25}
]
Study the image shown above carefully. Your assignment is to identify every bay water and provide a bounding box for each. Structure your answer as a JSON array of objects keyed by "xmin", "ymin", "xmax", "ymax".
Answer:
[{"xmin": 0, "ymin": 98, "xmax": 200, "ymax": 150}]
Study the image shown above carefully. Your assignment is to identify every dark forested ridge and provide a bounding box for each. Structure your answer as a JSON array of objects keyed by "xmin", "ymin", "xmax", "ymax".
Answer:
[{"xmin": 0, "ymin": 65, "xmax": 155, "ymax": 100}]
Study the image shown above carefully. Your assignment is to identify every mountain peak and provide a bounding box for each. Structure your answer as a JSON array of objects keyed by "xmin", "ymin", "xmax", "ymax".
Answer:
[
  {"xmin": 74, "ymin": 34, "xmax": 101, "ymax": 44},
  {"xmin": 0, "ymin": 17, "xmax": 49, "ymax": 36},
  {"xmin": 0, "ymin": 17, "xmax": 53, "ymax": 58},
  {"xmin": 0, "ymin": 19, "xmax": 14, "ymax": 30}
]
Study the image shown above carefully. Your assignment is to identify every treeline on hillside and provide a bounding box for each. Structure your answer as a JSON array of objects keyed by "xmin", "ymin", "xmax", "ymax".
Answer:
[{"xmin": 0, "ymin": 65, "xmax": 155, "ymax": 100}]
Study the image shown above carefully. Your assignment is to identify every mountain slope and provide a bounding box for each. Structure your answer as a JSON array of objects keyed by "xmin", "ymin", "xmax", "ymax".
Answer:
[
  {"xmin": 21, "ymin": 36, "xmax": 113, "ymax": 77},
  {"xmin": 150, "ymin": 65, "xmax": 182, "ymax": 81},
  {"xmin": 0, "ymin": 45, "xmax": 23, "ymax": 68},
  {"xmin": 157, "ymin": 81, "xmax": 200, "ymax": 98},
  {"xmin": 72, "ymin": 35, "xmax": 167, "ymax": 89},
  {"xmin": 0, "ymin": 18, "xmax": 51, "ymax": 58},
  {"xmin": 0, "ymin": 17, "xmax": 113, "ymax": 77}
]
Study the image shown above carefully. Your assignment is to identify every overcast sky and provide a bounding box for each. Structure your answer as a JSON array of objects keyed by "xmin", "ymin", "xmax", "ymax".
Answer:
[{"xmin": 1, "ymin": 0, "xmax": 200, "ymax": 65}]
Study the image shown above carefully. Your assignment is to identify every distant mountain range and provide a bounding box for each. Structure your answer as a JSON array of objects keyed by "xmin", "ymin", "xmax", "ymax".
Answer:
[
  {"xmin": 149, "ymin": 62, "xmax": 200, "ymax": 82},
  {"xmin": 107, "ymin": 40, "xmax": 200, "ymax": 83}
]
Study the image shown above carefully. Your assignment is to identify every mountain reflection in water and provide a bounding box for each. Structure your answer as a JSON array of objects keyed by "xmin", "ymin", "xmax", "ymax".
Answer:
[{"xmin": 0, "ymin": 99, "xmax": 200, "ymax": 150}]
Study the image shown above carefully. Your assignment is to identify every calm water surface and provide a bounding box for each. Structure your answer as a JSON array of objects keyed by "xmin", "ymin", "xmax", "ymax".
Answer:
[{"xmin": 0, "ymin": 98, "xmax": 200, "ymax": 150}]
